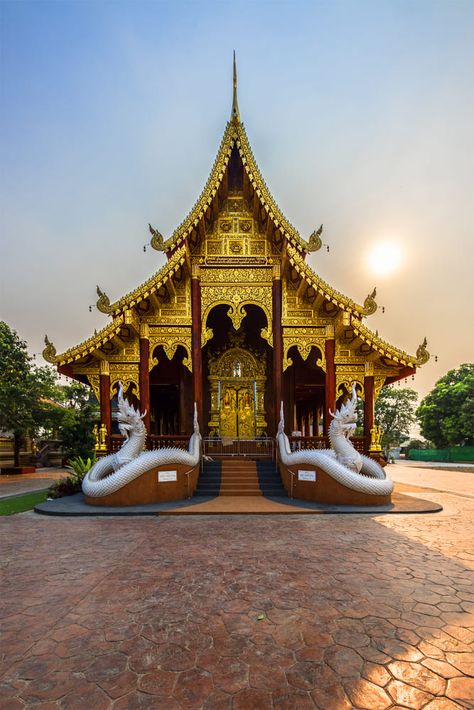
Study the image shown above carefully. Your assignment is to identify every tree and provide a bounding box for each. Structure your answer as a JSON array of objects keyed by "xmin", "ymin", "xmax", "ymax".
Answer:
[
  {"xmin": 58, "ymin": 381, "xmax": 98, "ymax": 461},
  {"xmin": 417, "ymin": 364, "xmax": 474, "ymax": 448},
  {"xmin": 374, "ymin": 386, "xmax": 418, "ymax": 455},
  {"xmin": 0, "ymin": 322, "xmax": 63, "ymax": 466}
]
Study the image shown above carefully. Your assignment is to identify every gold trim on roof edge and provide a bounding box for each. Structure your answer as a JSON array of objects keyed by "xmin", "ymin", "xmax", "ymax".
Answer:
[
  {"xmin": 351, "ymin": 318, "xmax": 430, "ymax": 367},
  {"xmin": 286, "ymin": 244, "xmax": 428, "ymax": 367},
  {"xmin": 235, "ymin": 124, "xmax": 309, "ymax": 252},
  {"xmin": 51, "ymin": 246, "xmax": 188, "ymax": 365},
  {"xmin": 109, "ymin": 245, "xmax": 187, "ymax": 315},
  {"xmin": 162, "ymin": 121, "xmax": 311, "ymax": 254},
  {"xmin": 54, "ymin": 315, "xmax": 125, "ymax": 366},
  {"xmin": 287, "ymin": 244, "xmax": 367, "ymax": 316}
]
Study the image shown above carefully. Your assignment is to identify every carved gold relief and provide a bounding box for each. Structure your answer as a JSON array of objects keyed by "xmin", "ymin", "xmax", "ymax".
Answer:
[
  {"xmin": 148, "ymin": 327, "xmax": 192, "ymax": 372},
  {"xmin": 86, "ymin": 374, "xmax": 101, "ymax": 402},
  {"xmin": 416, "ymin": 337, "xmax": 430, "ymax": 366},
  {"xmin": 207, "ymin": 345, "xmax": 267, "ymax": 436},
  {"xmin": 374, "ymin": 376, "xmax": 386, "ymax": 401},
  {"xmin": 109, "ymin": 365, "xmax": 140, "ymax": 399},
  {"xmin": 227, "ymin": 198, "xmax": 244, "ymax": 212},
  {"xmin": 201, "ymin": 285, "xmax": 273, "ymax": 346},
  {"xmin": 42, "ymin": 335, "xmax": 57, "ymax": 364},
  {"xmin": 200, "ymin": 267, "xmax": 272, "ymax": 284},
  {"xmin": 229, "ymin": 241, "xmax": 243, "ymax": 253},
  {"xmin": 202, "ymin": 327, "xmax": 214, "ymax": 348},
  {"xmin": 362, "ymin": 288, "xmax": 378, "ymax": 316},
  {"xmin": 282, "ymin": 328, "xmax": 326, "ymax": 372},
  {"xmin": 336, "ymin": 377, "xmax": 364, "ymax": 399}
]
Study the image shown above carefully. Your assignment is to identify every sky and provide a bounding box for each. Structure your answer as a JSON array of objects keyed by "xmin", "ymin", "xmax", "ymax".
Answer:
[{"xmin": 1, "ymin": 0, "xmax": 473, "ymax": 403}]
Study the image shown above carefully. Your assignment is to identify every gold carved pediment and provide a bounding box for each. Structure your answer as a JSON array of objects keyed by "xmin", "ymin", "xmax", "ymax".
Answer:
[
  {"xmin": 208, "ymin": 346, "xmax": 266, "ymax": 379},
  {"xmin": 282, "ymin": 327, "xmax": 326, "ymax": 372},
  {"xmin": 201, "ymin": 284, "xmax": 273, "ymax": 346},
  {"xmin": 148, "ymin": 327, "xmax": 192, "ymax": 372}
]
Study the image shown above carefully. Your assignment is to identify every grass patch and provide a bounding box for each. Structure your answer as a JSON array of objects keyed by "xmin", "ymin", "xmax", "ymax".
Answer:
[{"xmin": 0, "ymin": 490, "xmax": 48, "ymax": 516}]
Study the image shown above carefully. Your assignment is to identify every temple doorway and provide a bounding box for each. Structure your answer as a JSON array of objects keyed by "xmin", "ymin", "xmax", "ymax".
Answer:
[
  {"xmin": 149, "ymin": 345, "xmax": 192, "ymax": 435},
  {"xmin": 283, "ymin": 346, "xmax": 325, "ymax": 436},
  {"xmin": 203, "ymin": 304, "xmax": 270, "ymax": 437}
]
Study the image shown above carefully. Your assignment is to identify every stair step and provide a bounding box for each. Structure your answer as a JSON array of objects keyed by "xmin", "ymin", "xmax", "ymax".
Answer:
[
  {"xmin": 219, "ymin": 490, "xmax": 263, "ymax": 496},
  {"xmin": 220, "ymin": 484, "xmax": 260, "ymax": 490},
  {"xmin": 221, "ymin": 474, "xmax": 258, "ymax": 483}
]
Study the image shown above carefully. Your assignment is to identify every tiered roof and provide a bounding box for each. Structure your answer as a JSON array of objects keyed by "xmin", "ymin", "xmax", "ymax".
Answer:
[{"xmin": 44, "ymin": 57, "xmax": 429, "ymax": 371}]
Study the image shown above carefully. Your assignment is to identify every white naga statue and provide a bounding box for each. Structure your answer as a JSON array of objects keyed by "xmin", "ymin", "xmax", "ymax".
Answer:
[
  {"xmin": 277, "ymin": 385, "xmax": 394, "ymax": 496},
  {"xmin": 82, "ymin": 386, "xmax": 201, "ymax": 499}
]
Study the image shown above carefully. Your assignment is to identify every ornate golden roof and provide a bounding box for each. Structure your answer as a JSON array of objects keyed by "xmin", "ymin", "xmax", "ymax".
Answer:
[
  {"xmin": 351, "ymin": 318, "xmax": 429, "ymax": 368},
  {"xmin": 159, "ymin": 120, "xmax": 312, "ymax": 255},
  {"xmin": 45, "ymin": 246, "xmax": 188, "ymax": 365},
  {"xmin": 108, "ymin": 245, "xmax": 187, "ymax": 315},
  {"xmin": 286, "ymin": 244, "xmax": 372, "ymax": 317},
  {"xmin": 44, "ymin": 315, "xmax": 125, "ymax": 366},
  {"xmin": 45, "ymin": 60, "xmax": 429, "ymax": 373}
]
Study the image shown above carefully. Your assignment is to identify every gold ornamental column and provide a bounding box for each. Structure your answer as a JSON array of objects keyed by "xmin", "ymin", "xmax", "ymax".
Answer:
[{"xmin": 139, "ymin": 323, "xmax": 151, "ymax": 433}]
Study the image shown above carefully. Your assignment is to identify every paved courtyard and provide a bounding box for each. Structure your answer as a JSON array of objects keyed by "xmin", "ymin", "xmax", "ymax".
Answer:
[{"xmin": 1, "ymin": 472, "xmax": 473, "ymax": 708}]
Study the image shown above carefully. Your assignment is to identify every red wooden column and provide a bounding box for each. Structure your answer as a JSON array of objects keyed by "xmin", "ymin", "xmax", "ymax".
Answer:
[
  {"xmin": 99, "ymin": 360, "xmax": 112, "ymax": 443},
  {"xmin": 191, "ymin": 264, "xmax": 203, "ymax": 426},
  {"xmin": 364, "ymin": 373, "xmax": 375, "ymax": 442},
  {"xmin": 139, "ymin": 323, "xmax": 151, "ymax": 432},
  {"xmin": 324, "ymin": 333, "xmax": 336, "ymax": 436},
  {"xmin": 272, "ymin": 264, "xmax": 283, "ymax": 434}
]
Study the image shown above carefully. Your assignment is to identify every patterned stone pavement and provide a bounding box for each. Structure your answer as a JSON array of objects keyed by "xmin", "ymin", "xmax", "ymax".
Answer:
[{"xmin": 1, "ymin": 491, "xmax": 473, "ymax": 708}]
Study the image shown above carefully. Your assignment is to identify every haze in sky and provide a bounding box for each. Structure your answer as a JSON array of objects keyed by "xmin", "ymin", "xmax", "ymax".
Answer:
[{"xmin": 1, "ymin": 0, "xmax": 473, "ymax": 401}]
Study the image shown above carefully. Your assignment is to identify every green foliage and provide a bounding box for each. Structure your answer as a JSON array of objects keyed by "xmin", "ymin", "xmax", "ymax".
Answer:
[
  {"xmin": 48, "ymin": 455, "xmax": 95, "ymax": 499},
  {"xmin": 57, "ymin": 383, "xmax": 98, "ymax": 461},
  {"xmin": 0, "ymin": 322, "xmax": 99, "ymax": 465},
  {"xmin": 375, "ymin": 386, "xmax": 418, "ymax": 455},
  {"xmin": 67, "ymin": 455, "xmax": 96, "ymax": 476},
  {"xmin": 0, "ymin": 322, "xmax": 65, "ymax": 465},
  {"xmin": 417, "ymin": 364, "xmax": 474, "ymax": 447}
]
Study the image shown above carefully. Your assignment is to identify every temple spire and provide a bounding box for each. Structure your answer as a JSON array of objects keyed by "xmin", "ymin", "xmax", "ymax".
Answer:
[{"xmin": 231, "ymin": 50, "xmax": 240, "ymax": 122}]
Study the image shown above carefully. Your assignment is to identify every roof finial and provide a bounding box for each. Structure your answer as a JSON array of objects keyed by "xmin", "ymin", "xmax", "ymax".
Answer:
[{"xmin": 231, "ymin": 50, "xmax": 240, "ymax": 122}]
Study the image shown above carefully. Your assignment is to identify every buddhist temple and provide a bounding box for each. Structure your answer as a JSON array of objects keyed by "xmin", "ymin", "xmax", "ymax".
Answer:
[{"xmin": 43, "ymin": 57, "xmax": 429, "ymax": 458}]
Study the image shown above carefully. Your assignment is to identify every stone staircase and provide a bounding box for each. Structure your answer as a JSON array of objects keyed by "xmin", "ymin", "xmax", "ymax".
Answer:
[
  {"xmin": 195, "ymin": 458, "xmax": 287, "ymax": 498},
  {"xmin": 220, "ymin": 459, "xmax": 262, "ymax": 496}
]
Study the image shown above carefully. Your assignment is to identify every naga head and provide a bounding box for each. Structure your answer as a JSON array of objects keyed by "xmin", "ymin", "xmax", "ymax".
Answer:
[
  {"xmin": 117, "ymin": 384, "xmax": 147, "ymax": 438},
  {"xmin": 330, "ymin": 383, "xmax": 358, "ymax": 425}
]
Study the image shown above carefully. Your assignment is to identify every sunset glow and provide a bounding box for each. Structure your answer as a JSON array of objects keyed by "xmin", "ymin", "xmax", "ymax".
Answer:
[{"xmin": 367, "ymin": 242, "xmax": 403, "ymax": 276}]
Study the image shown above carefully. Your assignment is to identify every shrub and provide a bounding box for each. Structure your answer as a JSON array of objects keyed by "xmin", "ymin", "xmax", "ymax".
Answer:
[{"xmin": 48, "ymin": 455, "xmax": 95, "ymax": 499}]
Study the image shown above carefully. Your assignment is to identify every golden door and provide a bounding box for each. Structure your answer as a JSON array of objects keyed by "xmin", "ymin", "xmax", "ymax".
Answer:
[{"xmin": 219, "ymin": 384, "xmax": 255, "ymax": 438}]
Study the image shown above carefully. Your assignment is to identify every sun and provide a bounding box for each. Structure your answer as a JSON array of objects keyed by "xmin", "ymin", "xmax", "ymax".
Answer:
[{"xmin": 367, "ymin": 242, "xmax": 403, "ymax": 276}]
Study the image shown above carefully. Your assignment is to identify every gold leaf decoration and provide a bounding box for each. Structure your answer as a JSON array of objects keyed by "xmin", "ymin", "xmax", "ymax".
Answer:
[
  {"xmin": 96, "ymin": 286, "xmax": 112, "ymax": 315},
  {"xmin": 362, "ymin": 288, "xmax": 378, "ymax": 316},
  {"xmin": 416, "ymin": 337, "xmax": 430, "ymax": 365},
  {"xmin": 42, "ymin": 335, "xmax": 57, "ymax": 364}
]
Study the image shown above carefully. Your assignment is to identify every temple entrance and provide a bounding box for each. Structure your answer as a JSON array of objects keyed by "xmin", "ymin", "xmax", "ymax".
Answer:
[
  {"xmin": 218, "ymin": 380, "xmax": 256, "ymax": 438},
  {"xmin": 204, "ymin": 304, "xmax": 269, "ymax": 437}
]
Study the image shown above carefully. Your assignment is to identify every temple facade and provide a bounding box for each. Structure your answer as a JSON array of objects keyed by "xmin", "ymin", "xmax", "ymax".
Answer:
[{"xmin": 43, "ymin": 62, "xmax": 429, "ymax": 455}]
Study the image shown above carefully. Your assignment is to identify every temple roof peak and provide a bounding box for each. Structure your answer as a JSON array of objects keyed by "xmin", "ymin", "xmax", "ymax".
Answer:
[{"xmin": 231, "ymin": 50, "xmax": 240, "ymax": 123}]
